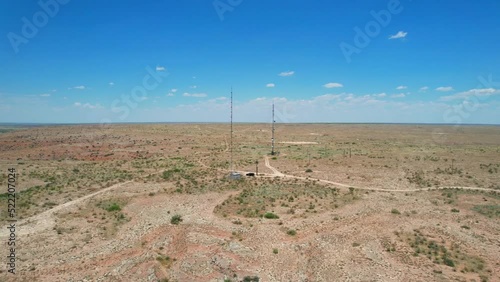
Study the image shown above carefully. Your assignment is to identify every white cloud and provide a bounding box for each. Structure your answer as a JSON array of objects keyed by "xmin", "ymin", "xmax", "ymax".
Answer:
[
  {"xmin": 74, "ymin": 102, "xmax": 102, "ymax": 109},
  {"xmin": 279, "ymin": 71, "xmax": 295, "ymax": 77},
  {"xmin": 156, "ymin": 66, "xmax": 166, "ymax": 71},
  {"xmin": 323, "ymin": 82, "xmax": 343, "ymax": 88},
  {"xmin": 207, "ymin": 97, "xmax": 228, "ymax": 103},
  {"xmin": 315, "ymin": 94, "xmax": 343, "ymax": 101},
  {"xmin": 40, "ymin": 93, "xmax": 51, "ymax": 97},
  {"xmin": 109, "ymin": 82, "xmax": 114, "ymax": 86},
  {"xmin": 190, "ymin": 85, "xmax": 197, "ymax": 89},
  {"xmin": 266, "ymin": 83, "xmax": 275, "ymax": 88},
  {"xmin": 436, "ymin": 86, "xmax": 454, "ymax": 92},
  {"xmin": 69, "ymin": 85, "xmax": 86, "ymax": 90},
  {"xmin": 391, "ymin": 93, "xmax": 406, "ymax": 98},
  {"xmin": 396, "ymin": 85, "xmax": 407, "ymax": 90},
  {"xmin": 440, "ymin": 88, "xmax": 499, "ymax": 101},
  {"xmin": 419, "ymin": 86, "xmax": 429, "ymax": 92},
  {"xmin": 183, "ymin": 93, "xmax": 207, "ymax": 98},
  {"xmin": 389, "ymin": 31, "xmax": 407, "ymax": 39},
  {"xmin": 373, "ymin": 93, "xmax": 387, "ymax": 98},
  {"xmin": 171, "ymin": 89, "xmax": 178, "ymax": 93},
  {"xmin": 166, "ymin": 93, "xmax": 175, "ymax": 97}
]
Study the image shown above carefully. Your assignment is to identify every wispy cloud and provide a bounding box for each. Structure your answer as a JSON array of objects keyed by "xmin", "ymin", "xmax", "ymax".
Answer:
[
  {"xmin": 439, "ymin": 88, "xmax": 499, "ymax": 101},
  {"xmin": 156, "ymin": 66, "xmax": 166, "ymax": 71},
  {"xmin": 266, "ymin": 83, "xmax": 275, "ymax": 88},
  {"xmin": 208, "ymin": 97, "xmax": 228, "ymax": 102},
  {"xmin": 171, "ymin": 89, "xmax": 178, "ymax": 93},
  {"xmin": 396, "ymin": 85, "xmax": 407, "ymax": 90},
  {"xmin": 190, "ymin": 85, "xmax": 197, "ymax": 89},
  {"xmin": 166, "ymin": 93, "xmax": 175, "ymax": 97},
  {"xmin": 323, "ymin": 82, "xmax": 343, "ymax": 88},
  {"xmin": 74, "ymin": 102, "xmax": 102, "ymax": 109},
  {"xmin": 109, "ymin": 82, "xmax": 114, "ymax": 86},
  {"xmin": 436, "ymin": 86, "xmax": 454, "ymax": 92},
  {"xmin": 183, "ymin": 92, "xmax": 207, "ymax": 98},
  {"xmin": 40, "ymin": 93, "xmax": 51, "ymax": 97},
  {"xmin": 419, "ymin": 86, "xmax": 429, "ymax": 92},
  {"xmin": 389, "ymin": 31, "xmax": 407, "ymax": 39},
  {"xmin": 391, "ymin": 93, "xmax": 406, "ymax": 98},
  {"xmin": 279, "ymin": 71, "xmax": 295, "ymax": 77},
  {"xmin": 69, "ymin": 85, "xmax": 86, "ymax": 90},
  {"xmin": 373, "ymin": 93, "xmax": 387, "ymax": 98}
]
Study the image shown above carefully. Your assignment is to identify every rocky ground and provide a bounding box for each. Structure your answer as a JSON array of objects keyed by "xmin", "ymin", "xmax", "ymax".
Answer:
[{"xmin": 0, "ymin": 124, "xmax": 498, "ymax": 281}]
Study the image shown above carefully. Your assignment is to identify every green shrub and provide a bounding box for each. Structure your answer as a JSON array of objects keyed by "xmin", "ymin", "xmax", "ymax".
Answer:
[
  {"xmin": 443, "ymin": 257, "xmax": 455, "ymax": 267},
  {"xmin": 391, "ymin": 208, "xmax": 401, "ymax": 215},
  {"xmin": 243, "ymin": 276, "xmax": 259, "ymax": 282},
  {"xmin": 287, "ymin": 229, "xmax": 297, "ymax": 236},
  {"xmin": 264, "ymin": 212, "xmax": 279, "ymax": 219},
  {"xmin": 170, "ymin": 214, "xmax": 183, "ymax": 225},
  {"xmin": 451, "ymin": 208, "xmax": 460, "ymax": 213},
  {"xmin": 305, "ymin": 168, "xmax": 313, "ymax": 173},
  {"xmin": 106, "ymin": 203, "xmax": 121, "ymax": 212},
  {"xmin": 273, "ymin": 248, "xmax": 278, "ymax": 254}
]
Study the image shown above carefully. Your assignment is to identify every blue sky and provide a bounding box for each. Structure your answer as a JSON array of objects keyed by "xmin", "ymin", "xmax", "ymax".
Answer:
[{"xmin": 1, "ymin": 0, "xmax": 499, "ymax": 124}]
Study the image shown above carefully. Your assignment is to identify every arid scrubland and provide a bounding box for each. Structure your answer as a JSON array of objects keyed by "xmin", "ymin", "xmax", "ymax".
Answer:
[{"xmin": 0, "ymin": 124, "xmax": 498, "ymax": 281}]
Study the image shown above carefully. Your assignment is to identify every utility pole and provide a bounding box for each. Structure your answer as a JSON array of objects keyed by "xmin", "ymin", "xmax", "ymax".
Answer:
[{"xmin": 271, "ymin": 102, "xmax": 275, "ymax": 155}]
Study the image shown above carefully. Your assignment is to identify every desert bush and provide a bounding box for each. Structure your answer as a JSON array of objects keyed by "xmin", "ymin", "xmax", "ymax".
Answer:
[
  {"xmin": 391, "ymin": 208, "xmax": 401, "ymax": 215},
  {"xmin": 264, "ymin": 212, "xmax": 279, "ymax": 219},
  {"xmin": 106, "ymin": 203, "xmax": 121, "ymax": 212},
  {"xmin": 170, "ymin": 214, "xmax": 183, "ymax": 225}
]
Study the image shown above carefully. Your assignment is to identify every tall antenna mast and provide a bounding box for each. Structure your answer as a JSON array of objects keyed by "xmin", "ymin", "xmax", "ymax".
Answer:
[
  {"xmin": 271, "ymin": 102, "xmax": 275, "ymax": 155},
  {"xmin": 230, "ymin": 87, "xmax": 233, "ymax": 172},
  {"xmin": 228, "ymin": 87, "xmax": 241, "ymax": 179}
]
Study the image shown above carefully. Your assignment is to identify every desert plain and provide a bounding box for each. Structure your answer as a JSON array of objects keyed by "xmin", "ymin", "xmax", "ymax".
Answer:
[{"xmin": 0, "ymin": 123, "xmax": 499, "ymax": 282}]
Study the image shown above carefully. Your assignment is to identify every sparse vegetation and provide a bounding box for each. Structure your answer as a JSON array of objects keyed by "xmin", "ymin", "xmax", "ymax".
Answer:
[
  {"xmin": 391, "ymin": 208, "xmax": 401, "ymax": 215},
  {"xmin": 472, "ymin": 205, "xmax": 500, "ymax": 218},
  {"xmin": 400, "ymin": 230, "xmax": 489, "ymax": 279},
  {"xmin": 264, "ymin": 212, "xmax": 279, "ymax": 219},
  {"xmin": 170, "ymin": 214, "xmax": 183, "ymax": 225}
]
